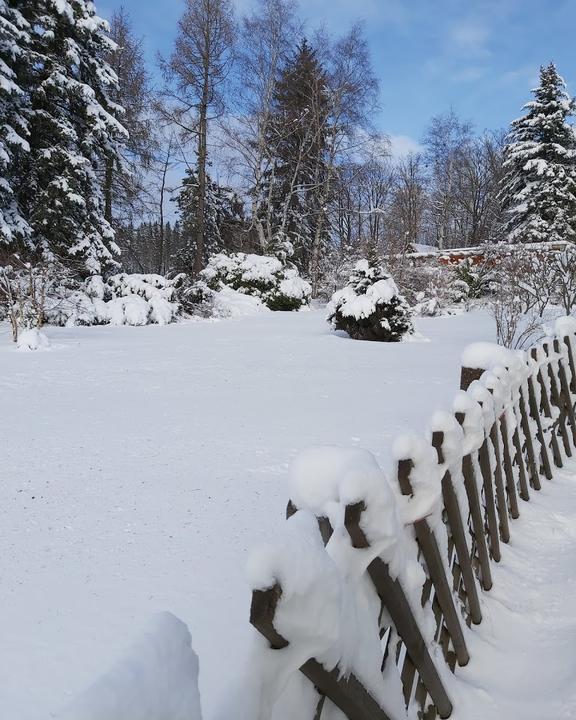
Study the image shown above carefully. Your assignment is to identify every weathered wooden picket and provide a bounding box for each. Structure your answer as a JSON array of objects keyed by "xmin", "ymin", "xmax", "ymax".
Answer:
[{"xmin": 249, "ymin": 322, "xmax": 576, "ymax": 719}]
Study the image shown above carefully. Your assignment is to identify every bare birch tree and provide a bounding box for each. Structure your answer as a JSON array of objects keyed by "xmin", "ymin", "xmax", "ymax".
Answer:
[{"xmin": 161, "ymin": 0, "xmax": 235, "ymax": 275}]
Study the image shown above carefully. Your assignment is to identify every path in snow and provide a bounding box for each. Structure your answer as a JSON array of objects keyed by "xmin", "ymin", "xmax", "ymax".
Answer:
[{"xmin": 452, "ymin": 462, "xmax": 576, "ymax": 719}]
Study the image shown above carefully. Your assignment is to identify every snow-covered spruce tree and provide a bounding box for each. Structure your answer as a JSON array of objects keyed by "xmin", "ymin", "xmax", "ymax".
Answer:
[
  {"xmin": 0, "ymin": 1, "xmax": 31, "ymax": 248},
  {"xmin": 15, "ymin": 0, "xmax": 126, "ymax": 276},
  {"xmin": 500, "ymin": 63, "xmax": 576, "ymax": 244},
  {"xmin": 328, "ymin": 257, "xmax": 413, "ymax": 341},
  {"xmin": 175, "ymin": 168, "xmax": 244, "ymax": 272},
  {"xmin": 105, "ymin": 8, "xmax": 156, "ymax": 227},
  {"xmin": 258, "ymin": 39, "xmax": 331, "ymax": 278}
]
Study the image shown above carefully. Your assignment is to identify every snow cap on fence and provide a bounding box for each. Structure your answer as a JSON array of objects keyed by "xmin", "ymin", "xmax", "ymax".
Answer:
[
  {"xmin": 392, "ymin": 433, "xmax": 444, "ymax": 524},
  {"xmin": 429, "ymin": 410, "xmax": 465, "ymax": 468},
  {"xmin": 453, "ymin": 390, "xmax": 486, "ymax": 453},
  {"xmin": 555, "ymin": 315, "xmax": 576, "ymax": 339},
  {"xmin": 461, "ymin": 341, "xmax": 523, "ymax": 372},
  {"xmin": 247, "ymin": 510, "xmax": 341, "ymax": 652},
  {"xmin": 246, "ymin": 452, "xmax": 410, "ymax": 720},
  {"xmin": 289, "ymin": 445, "xmax": 403, "ymax": 562}
]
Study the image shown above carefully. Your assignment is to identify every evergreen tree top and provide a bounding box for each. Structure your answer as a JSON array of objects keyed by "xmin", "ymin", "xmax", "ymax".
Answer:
[{"xmin": 500, "ymin": 61, "xmax": 576, "ymax": 244}]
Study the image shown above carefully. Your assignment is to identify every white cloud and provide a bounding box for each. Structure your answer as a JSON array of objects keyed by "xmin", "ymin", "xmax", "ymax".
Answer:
[
  {"xmin": 449, "ymin": 19, "xmax": 491, "ymax": 57},
  {"xmin": 388, "ymin": 134, "xmax": 423, "ymax": 159}
]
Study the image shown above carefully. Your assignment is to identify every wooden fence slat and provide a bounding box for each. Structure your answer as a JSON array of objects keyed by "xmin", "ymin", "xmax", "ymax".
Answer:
[
  {"xmin": 345, "ymin": 502, "xmax": 453, "ymax": 720},
  {"xmin": 563, "ymin": 335, "xmax": 576, "ymax": 394},
  {"xmin": 488, "ymin": 422, "xmax": 510, "ymax": 542},
  {"xmin": 432, "ymin": 432, "xmax": 482, "ymax": 624},
  {"xmin": 543, "ymin": 341, "xmax": 571, "ymax": 458},
  {"xmin": 518, "ymin": 385, "xmax": 542, "ymax": 490},
  {"xmin": 531, "ymin": 348, "xmax": 563, "ymax": 468},
  {"xmin": 455, "ymin": 411, "xmax": 493, "ymax": 591},
  {"xmin": 510, "ymin": 411, "xmax": 531, "ymax": 500},
  {"xmin": 553, "ymin": 338, "xmax": 576, "ymax": 447},
  {"xmin": 498, "ymin": 415, "xmax": 520, "ymax": 518},
  {"xmin": 250, "ymin": 584, "xmax": 394, "ymax": 720},
  {"xmin": 526, "ymin": 372, "xmax": 553, "ymax": 481},
  {"xmin": 397, "ymin": 458, "xmax": 469, "ymax": 668},
  {"xmin": 476, "ymin": 434, "xmax": 501, "ymax": 561},
  {"xmin": 459, "ymin": 366, "xmax": 502, "ymax": 560}
]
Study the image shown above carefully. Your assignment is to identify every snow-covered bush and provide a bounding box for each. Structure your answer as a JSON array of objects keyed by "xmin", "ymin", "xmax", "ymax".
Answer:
[
  {"xmin": 452, "ymin": 258, "xmax": 494, "ymax": 300},
  {"xmin": 327, "ymin": 259, "xmax": 413, "ymax": 341},
  {"xmin": 0, "ymin": 256, "xmax": 66, "ymax": 342},
  {"xmin": 201, "ymin": 250, "xmax": 311, "ymax": 312},
  {"xmin": 394, "ymin": 260, "xmax": 469, "ymax": 317},
  {"xmin": 44, "ymin": 273, "xmax": 181, "ymax": 327}
]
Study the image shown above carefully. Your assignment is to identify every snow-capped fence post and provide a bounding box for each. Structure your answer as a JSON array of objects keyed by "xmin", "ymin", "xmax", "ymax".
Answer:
[
  {"xmin": 497, "ymin": 412, "xmax": 520, "ymax": 520},
  {"xmin": 468, "ymin": 416, "xmax": 502, "ymax": 558},
  {"xmin": 488, "ymin": 417, "xmax": 511, "ymax": 543},
  {"xmin": 552, "ymin": 338, "xmax": 576, "ymax": 447},
  {"xmin": 454, "ymin": 411, "xmax": 493, "ymax": 591},
  {"xmin": 525, "ymin": 357, "xmax": 554, "ymax": 481},
  {"xmin": 286, "ymin": 499, "xmax": 333, "ymax": 544},
  {"xmin": 246, "ymin": 324, "xmax": 576, "ymax": 720},
  {"xmin": 515, "ymin": 382, "xmax": 541, "ymax": 491},
  {"xmin": 344, "ymin": 502, "xmax": 453, "ymax": 719},
  {"xmin": 395, "ymin": 456, "xmax": 469, "ymax": 668},
  {"xmin": 431, "ymin": 431, "xmax": 482, "ymax": 625},
  {"xmin": 543, "ymin": 341, "xmax": 572, "ymax": 458},
  {"xmin": 249, "ymin": 582, "xmax": 394, "ymax": 720},
  {"xmin": 562, "ymin": 332, "xmax": 576, "ymax": 394}
]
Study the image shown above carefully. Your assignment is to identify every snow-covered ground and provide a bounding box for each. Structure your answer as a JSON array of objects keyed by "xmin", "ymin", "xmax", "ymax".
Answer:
[{"xmin": 4, "ymin": 307, "xmax": 570, "ymax": 719}]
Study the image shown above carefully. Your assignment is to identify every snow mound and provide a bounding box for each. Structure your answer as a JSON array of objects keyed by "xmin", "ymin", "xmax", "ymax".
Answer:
[
  {"xmin": 212, "ymin": 286, "xmax": 269, "ymax": 318},
  {"xmin": 16, "ymin": 328, "xmax": 50, "ymax": 352},
  {"xmin": 58, "ymin": 613, "xmax": 202, "ymax": 720}
]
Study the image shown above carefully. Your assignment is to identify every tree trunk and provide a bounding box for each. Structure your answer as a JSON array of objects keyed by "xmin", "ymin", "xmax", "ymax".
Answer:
[{"xmin": 193, "ymin": 88, "xmax": 209, "ymax": 276}]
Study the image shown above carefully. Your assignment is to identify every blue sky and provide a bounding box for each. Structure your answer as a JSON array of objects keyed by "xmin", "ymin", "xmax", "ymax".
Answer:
[{"xmin": 98, "ymin": 0, "xmax": 576, "ymax": 156}]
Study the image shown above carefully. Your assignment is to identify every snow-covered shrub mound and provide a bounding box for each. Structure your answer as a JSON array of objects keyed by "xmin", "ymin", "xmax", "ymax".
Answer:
[
  {"xmin": 201, "ymin": 251, "xmax": 311, "ymax": 311},
  {"xmin": 45, "ymin": 273, "xmax": 180, "ymax": 327},
  {"xmin": 395, "ymin": 260, "xmax": 474, "ymax": 317},
  {"xmin": 16, "ymin": 328, "xmax": 51, "ymax": 352},
  {"xmin": 327, "ymin": 259, "xmax": 413, "ymax": 341},
  {"xmin": 58, "ymin": 613, "xmax": 202, "ymax": 720}
]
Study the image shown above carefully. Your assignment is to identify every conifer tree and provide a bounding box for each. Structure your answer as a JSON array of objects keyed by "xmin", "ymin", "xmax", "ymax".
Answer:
[
  {"xmin": 15, "ymin": 0, "xmax": 126, "ymax": 276},
  {"xmin": 500, "ymin": 63, "xmax": 576, "ymax": 244},
  {"xmin": 328, "ymin": 255, "xmax": 413, "ymax": 342},
  {"xmin": 260, "ymin": 39, "xmax": 331, "ymax": 275},
  {"xmin": 175, "ymin": 168, "xmax": 243, "ymax": 271},
  {"xmin": 0, "ymin": 1, "xmax": 30, "ymax": 247},
  {"xmin": 105, "ymin": 7, "xmax": 156, "ymax": 226}
]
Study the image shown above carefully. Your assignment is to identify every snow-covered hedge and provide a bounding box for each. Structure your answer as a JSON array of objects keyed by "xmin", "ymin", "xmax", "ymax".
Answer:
[
  {"xmin": 201, "ymin": 251, "xmax": 311, "ymax": 311},
  {"xmin": 328, "ymin": 259, "xmax": 413, "ymax": 341},
  {"xmin": 46, "ymin": 273, "xmax": 180, "ymax": 327}
]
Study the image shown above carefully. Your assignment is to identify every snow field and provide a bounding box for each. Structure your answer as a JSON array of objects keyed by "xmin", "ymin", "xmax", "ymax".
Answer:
[{"xmin": 0, "ymin": 307, "xmax": 537, "ymax": 720}]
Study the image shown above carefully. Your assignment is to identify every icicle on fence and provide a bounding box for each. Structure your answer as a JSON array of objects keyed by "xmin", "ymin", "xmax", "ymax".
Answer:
[{"xmin": 247, "ymin": 316, "xmax": 576, "ymax": 720}]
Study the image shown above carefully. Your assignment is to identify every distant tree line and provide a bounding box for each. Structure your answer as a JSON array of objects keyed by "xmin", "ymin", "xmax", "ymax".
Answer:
[{"xmin": 2, "ymin": 0, "xmax": 576, "ymax": 300}]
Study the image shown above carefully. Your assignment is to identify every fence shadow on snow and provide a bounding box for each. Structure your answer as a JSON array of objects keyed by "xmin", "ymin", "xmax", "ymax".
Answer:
[{"xmin": 248, "ymin": 316, "xmax": 576, "ymax": 720}]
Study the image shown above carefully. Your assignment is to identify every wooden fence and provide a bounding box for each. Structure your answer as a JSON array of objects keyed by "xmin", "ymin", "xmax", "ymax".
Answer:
[{"xmin": 249, "ymin": 322, "xmax": 576, "ymax": 719}]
